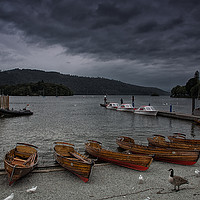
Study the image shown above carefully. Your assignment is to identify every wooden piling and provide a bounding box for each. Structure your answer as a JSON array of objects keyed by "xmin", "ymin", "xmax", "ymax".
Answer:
[{"xmin": 0, "ymin": 95, "xmax": 9, "ymax": 109}]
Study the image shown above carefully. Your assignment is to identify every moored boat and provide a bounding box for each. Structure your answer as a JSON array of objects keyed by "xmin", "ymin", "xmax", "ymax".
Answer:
[
  {"xmin": 134, "ymin": 106, "xmax": 158, "ymax": 116},
  {"xmin": 85, "ymin": 140, "xmax": 153, "ymax": 171},
  {"xmin": 148, "ymin": 135, "xmax": 200, "ymax": 150},
  {"xmin": 4, "ymin": 143, "xmax": 38, "ymax": 185},
  {"xmin": 116, "ymin": 136, "xmax": 199, "ymax": 165},
  {"xmin": 0, "ymin": 108, "xmax": 33, "ymax": 118},
  {"xmin": 106, "ymin": 103, "xmax": 119, "ymax": 110},
  {"xmin": 100, "ymin": 103, "xmax": 108, "ymax": 107},
  {"xmin": 54, "ymin": 142, "xmax": 94, "ymax": 183},
  {"xmin": 168, "ymin": 133, "xmax": 200, "ymax": 145},
  {"xmin": 116, "ymin": 104, "xmax": 135, "ymax": 112}
]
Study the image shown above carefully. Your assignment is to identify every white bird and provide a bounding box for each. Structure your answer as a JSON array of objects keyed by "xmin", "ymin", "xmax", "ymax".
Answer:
[
  {"xmin": 138, "ymin": 174, "xmax": 144, "ymax": 184},
  {"xmin": 3, "ymin": 193, "xmax": 14, "ymax": 200},
  {"xmin": 195, "ymin": 169, "xmax": 200, "ymax": 177},
  {"xmin": 27, "ymin": 186, "xmax": 38, "ymax": 193},
  {"xmin": 144, "ymin": 197, "xmax": 151, "ymax": 200}
]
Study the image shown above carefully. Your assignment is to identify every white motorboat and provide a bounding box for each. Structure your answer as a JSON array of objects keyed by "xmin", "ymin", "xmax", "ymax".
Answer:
[
  {"xmin": 106, "ymin": 103, "xmax": 119, "ymax": 110},
  {"xmin": 116, "ymin": 104, "xmax": 135, "ymax": 112},
  {"xmin": 134, "ymin": 106, "xmax": 158, "ymax": 116}
]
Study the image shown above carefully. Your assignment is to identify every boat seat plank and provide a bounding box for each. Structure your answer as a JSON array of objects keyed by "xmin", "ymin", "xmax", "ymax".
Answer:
[
  {"xmin": 69, "ymin": 152, "xmax": 91, "ymax": 164},
  {"xmin": 29, "ymin": 153, "xmax": 37, "ymax": 165},
  {"xmin": 13, "ymin": 157, "xmax": 26, "ymax": 162},
  {"xmin": 15, "ymin": 150, "xmax": 32, "ymax": 156},
  {"xmin": 23, "ymin": 154, "xmax": 34, "ymax": 165},
  {"xmin": 11, "ymin": 158, "xmax": 26, "ymax": 167}
]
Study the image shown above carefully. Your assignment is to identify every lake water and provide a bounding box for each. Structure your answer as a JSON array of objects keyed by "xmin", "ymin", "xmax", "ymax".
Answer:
[{"xmin": 1, "ymin": 95, "xmax": 200, "ymax": 168}]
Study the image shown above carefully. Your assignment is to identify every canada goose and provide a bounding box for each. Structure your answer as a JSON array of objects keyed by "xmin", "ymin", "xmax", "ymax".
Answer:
[{"xmin": 168, "ymin": 168, "xmax": 188, "ymax": 191}]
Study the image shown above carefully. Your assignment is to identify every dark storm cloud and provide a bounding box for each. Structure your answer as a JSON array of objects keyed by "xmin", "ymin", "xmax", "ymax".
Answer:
[{"xmin": 0, "ymin": 0, "xmax": 200, "ymax": 90}]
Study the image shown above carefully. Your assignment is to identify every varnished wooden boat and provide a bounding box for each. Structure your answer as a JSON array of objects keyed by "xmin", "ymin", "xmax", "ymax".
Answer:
[
  {"xmin": 4, "ymin": 143, "xmax": 38, "ymax": 186},
  {"xmin": 116, "ymin": 136, "xmax": 199, "ymax": 165},
  {"xmin": 85, "ymin": 140, "xmax": 153, "ymax": 171},
  {"xmin": 148, "ymin": 135, "xmax": 200, "ymax": 151},
  {"xmin": 54, "ymin": 142, "xmax": 94, "ymax": 183},
  {"xmin": 195, "ymin": 119, "xmax": 200, "ymax": 125},
  {"xmin": 168, "ymin": 133, "xmax": 200, "ymax": 145}
]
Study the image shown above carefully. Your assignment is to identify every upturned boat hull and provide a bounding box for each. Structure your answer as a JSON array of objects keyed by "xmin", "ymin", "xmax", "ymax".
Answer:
[
  {"xmin": 116, "ymin": 136, "xmax": 199, "ymax": 166},
  {"xmin": 85, "ymin": 140, "xmax": 153, "ymax": 171}
]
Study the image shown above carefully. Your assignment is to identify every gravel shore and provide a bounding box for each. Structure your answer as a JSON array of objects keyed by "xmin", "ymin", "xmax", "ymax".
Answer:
[{"xmin": 1, "ymin": 160, "xmax": 200, "ymax": 200}]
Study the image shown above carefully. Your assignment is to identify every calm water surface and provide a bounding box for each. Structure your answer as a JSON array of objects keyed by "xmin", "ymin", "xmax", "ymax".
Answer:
[{"xmin": 1, "ymin": 95, "xmax": 200, "ymax": 168}]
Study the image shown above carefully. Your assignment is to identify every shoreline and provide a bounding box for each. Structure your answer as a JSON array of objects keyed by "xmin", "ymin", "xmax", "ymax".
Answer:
[{"xmin": 1, "ymin": 160, "xmax": 200, "ymax": 200}]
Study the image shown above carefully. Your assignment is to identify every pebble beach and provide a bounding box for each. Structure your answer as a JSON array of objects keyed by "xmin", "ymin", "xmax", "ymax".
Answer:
[{"xmin": 1, "ymin": 159, "xmax": 200, "ymax": 200}]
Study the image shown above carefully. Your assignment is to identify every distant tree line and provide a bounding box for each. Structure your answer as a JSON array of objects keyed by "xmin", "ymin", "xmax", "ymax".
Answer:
[
  {"xmin": 0, "ymin": 69, "xmax": 169, "ymax": 95},
  {"xmin": 171, "ymin": 71, "xmax": 199, "ymax": 98},
  {"xmin": 0, "ymin": 81, "xmax": 73, "ymax": 96}
]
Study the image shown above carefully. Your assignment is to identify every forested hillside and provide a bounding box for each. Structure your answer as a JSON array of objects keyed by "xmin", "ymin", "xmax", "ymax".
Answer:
[{"xmin": 0, "ymin": 69, "xmax": 169, "ymax": 95}]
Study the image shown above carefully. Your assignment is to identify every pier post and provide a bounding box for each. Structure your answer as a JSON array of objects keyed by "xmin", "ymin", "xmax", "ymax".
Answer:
[
  {"xmin": 1, "ymin": 96, "xmax": 9, "ymax": 110},
  {"xmin": 192, "ymin": 97, "xmax": 195, "ymax": 115},
  {"xmin": 132, "ymin": 96, "xmax": 134, "ymax": 107},
  {"xmin": 170, "ymin": 104, "xmax": 172, "ymax": 112}
]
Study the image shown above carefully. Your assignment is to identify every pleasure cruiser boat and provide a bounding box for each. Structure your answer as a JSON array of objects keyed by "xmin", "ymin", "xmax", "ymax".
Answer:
[
  {"xmin": 134, "ymin": 106, "xmax": 158, "ymax": 116},
  {"xmin": 106, "ymin": 103, "xmax": 119, "ymax": 110},
  {"xmin": 117, "ymin": 104, "xmax": 135, "ymax": 112}
]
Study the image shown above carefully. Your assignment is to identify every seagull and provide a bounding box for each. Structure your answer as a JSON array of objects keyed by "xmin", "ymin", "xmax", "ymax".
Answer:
[
  {"xmin": 138, "ymin": 174, "xmax": 144, "ymax": 184},
  {"xmin": 195, "ymin": 169, "xmax": 200, "ymax": 177},
  {"xmin": 3, "ymin": 193, "xmax": 14, "ymax": 200},
  {"xmin": 168, "ymin": 168, "xmax": 188, "ymax": 191},
  {"xmin": 27, "ymin": 186, "xmax": 38, "ymax": 193}
]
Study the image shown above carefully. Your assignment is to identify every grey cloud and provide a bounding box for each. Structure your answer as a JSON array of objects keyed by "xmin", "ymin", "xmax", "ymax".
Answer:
[
  {"xmin": 136, "ymin": 21, "xmax": 158, "ymax": 33},
  {"xmin": 0, "ymin": 0, "xmax": 200, "ymax": 90}
]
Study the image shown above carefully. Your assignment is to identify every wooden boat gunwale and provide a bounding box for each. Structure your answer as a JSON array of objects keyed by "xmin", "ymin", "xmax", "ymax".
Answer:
[
  {"xmin": 148, "ymin": 135, "xmax": 200, "ymax": 151},
  {"xmin": 85, "ymin": 140, "xmax": 153, "ymax": 171},
  {"xmin": 116, "ymin": 136, "xmax": 200, "ymax": 165},
  {"xmin": 168, "ymin": 133, "xmax": 200, "ymax": 145}
]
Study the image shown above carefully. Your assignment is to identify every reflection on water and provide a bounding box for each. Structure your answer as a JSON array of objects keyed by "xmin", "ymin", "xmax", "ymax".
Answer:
[{"xmin": 0, "ymin": 95, "xmax": 200, "ymax": 167}]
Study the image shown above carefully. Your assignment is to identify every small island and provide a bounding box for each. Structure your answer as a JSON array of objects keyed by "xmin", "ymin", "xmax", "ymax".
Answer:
[{"xmin": 0, "ymin": 81, "xmax": 73, "ymax": 96}]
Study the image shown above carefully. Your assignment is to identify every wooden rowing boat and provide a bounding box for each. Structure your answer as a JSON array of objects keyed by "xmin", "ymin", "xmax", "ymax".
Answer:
[
  {"xmin": 195, "ymin": 119, "xmax": 200, "ymax": 125},
  {"xmin": 148, "ymin": 134, "xmax": 200, "ymax": 150},
  {"xmin": 168, "ymin": 133, "xmax": 200, "ymax": 145},
  {"xmin": 4, "ymin": 143, "xmax": 38, "ymax": 185},
  {"xmin": 54, "ymin": 142, "xmax": 94, "ymax": 183},
  {"xmin": 116, "ymin": 136, "xmax": 199, "ymax": 165},
  {"xmin": 85, "ymin": 140, "xmax": 153, "ymax": 171}
]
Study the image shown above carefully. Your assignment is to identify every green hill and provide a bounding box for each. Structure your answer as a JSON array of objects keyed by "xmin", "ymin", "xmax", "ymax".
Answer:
[
  {"xmin": 0, "ymin": 69, "xmax": 169, "ymax": 95},
  {"xmin": 0, "ymin": 81, "xmax": 73, "ymax": 96}
]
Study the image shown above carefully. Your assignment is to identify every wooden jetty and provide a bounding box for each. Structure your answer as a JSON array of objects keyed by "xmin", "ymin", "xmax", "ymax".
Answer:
[{"xmin": 157, "ymin": 111, "xmax": 200, "ymax": 122}]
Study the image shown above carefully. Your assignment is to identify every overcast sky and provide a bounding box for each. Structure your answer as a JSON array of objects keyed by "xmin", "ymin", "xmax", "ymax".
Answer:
[{"xmin": 0, "ymin": 0, "xmax": 200, "ymax": 91}]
